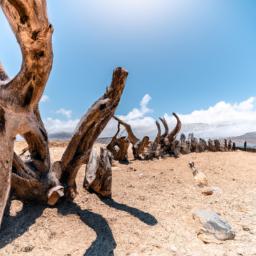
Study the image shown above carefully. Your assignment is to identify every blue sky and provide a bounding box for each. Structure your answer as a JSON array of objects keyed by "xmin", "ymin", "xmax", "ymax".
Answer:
[{"xmin": 1, "ymin": 0, "xmax": 256, "ymax": 138}]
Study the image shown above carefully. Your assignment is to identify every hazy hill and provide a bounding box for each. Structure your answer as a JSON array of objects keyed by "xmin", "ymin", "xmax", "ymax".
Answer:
[{"xmin": 230, "ymin": 132, "xmax": 256, "ymax": 147}]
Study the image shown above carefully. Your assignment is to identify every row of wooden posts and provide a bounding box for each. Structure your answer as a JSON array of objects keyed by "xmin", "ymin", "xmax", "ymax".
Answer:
[{"xmin": 106, "ymin": 113, "xmax": 243, "ymax": 163}]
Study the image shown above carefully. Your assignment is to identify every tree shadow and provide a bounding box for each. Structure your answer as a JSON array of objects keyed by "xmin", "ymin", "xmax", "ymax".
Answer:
[
  {"xmin": 0, "ymin": 200, "xmax": 116, "ymax": 256},
  {"xmin": 0, "ymin": 202, "xmax": 45, "ymax": 249},
  {"xmin": 100, "ymin": 197, "xmax": 158, "ymax": 226},
  {"xmin": 0, "ymin": 198, "xmax": 157, "ymax": 256},
  {"xmin": 57, "ymin": 200, "xmax": 116, "ymax": 256}
]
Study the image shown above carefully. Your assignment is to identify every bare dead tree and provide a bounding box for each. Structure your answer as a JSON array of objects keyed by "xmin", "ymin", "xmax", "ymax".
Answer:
[
  {"xmin": 0, "ymin": 0, "xmax": 128, "ymax": 228},
  {"xmin": 113, "ymin": 116, "xmax": 150, "ymax": 160}
]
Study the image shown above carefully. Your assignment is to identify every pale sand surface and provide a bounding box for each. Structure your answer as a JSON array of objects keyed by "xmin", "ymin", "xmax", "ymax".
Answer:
[{"xmin": 0, "ymin": 141, "xmax": 256, "ymax": 256}]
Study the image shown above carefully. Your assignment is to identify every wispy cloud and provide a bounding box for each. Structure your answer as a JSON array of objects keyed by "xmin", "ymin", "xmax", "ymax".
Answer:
[
  {"xmin": 41, "ymin": 94, "xmax": 49, "ymax": 103},
  {"xmin": 44, "ymin": 118, "xmax": 79, "ymax": 134},
  {"xmin": 56, "ymin": 108, "xmax": 72, "ymax": 119}
]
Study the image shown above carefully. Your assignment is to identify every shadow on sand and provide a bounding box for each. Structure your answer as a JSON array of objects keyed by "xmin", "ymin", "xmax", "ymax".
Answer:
[
  {"xmin": 100, "ymin": 197, "xmax": 157, "ymax": 226},
  {"xmin": 0, "ymin": 198, "xmax": 157, "ymax": 256}
]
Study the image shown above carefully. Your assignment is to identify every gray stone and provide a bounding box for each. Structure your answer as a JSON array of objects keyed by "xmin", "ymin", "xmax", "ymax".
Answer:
[{"xmin": 193, "ymin": 209, "xmax": 235, "ymax": 243}]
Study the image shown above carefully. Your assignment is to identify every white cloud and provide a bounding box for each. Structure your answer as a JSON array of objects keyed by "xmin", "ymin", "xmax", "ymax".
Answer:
[
  {"xmin": 121, "ymin": 94, "xmax": 153, "ymax": 121},
  {"xmin": 56, "ymin": 108, "xmax": 72, "ymax": 119},
  {"xmin": 41, "ymin": 94, "xmax": 49, "ymax": 103},
  {"xmin": 101, "ymin": 94, "xmax": 157, "ymax": 138},
  {"xmin": 44, "ymin": 118, "xmax": 79, "ymax": 134},
  {"xmin": 43, "ymin": 95, "xmax": 256, "ymax": 140},
  {"xmin": 164, "ymin": 97, "xmax": 256, "ymax": 138}
]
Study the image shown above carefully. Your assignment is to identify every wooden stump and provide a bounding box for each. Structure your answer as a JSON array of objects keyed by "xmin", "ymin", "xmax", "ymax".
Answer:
[{"xmin": 84, "ymin": 148, "xmax": 112, "ymax": 198}]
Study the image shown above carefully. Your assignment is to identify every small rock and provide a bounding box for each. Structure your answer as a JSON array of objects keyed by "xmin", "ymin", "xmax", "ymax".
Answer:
[
  {"xmin": 128, "ymin": 167, "xmax": 137, "ymax": 172},
  {"xmin": 21, "ymin": 245, "xmax": 34, "ymax": 253},
  {"xmin": 193, "ymin": 209, "xmax": 235, "ymax": 243},
  {"xmin": 242, "ymin": 225, "xmax": 253, "ymax": 233},
  {"xmin": 201, "ymin": 186, "xmax": 222, "ymax": 196},
  {"xmin": 201, "ymin": 188, "xmax": 214, "ymax": 196},
  {"xmin": 169, "ymin": 245, "xmax": 177, "ymax": 253}
]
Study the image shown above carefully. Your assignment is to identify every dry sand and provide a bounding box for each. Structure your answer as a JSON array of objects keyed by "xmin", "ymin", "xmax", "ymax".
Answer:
[{"xmin": 0, "ymin": 142, "xmax": 256, "ymax": 256}]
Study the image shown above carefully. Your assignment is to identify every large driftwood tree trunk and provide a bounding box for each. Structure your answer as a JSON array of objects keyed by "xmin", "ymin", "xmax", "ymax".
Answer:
[{"xmin": 0, "ymin": 0, "xmax": 128, "ymax": 228}]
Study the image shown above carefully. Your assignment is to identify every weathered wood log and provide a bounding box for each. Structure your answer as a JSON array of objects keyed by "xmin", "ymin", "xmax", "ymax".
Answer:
[
  {"xmin": 198, "ymin": 138, "xmax": 207, "ymax": 152},
  {"xmin": 190, "ymin": 138, "xmax": 199, "ymax": 152},
  {"xmin": 132, "ymin": 136, "xmax": 150, "ymax": 160},
  {"xmin": 208, "ymin": 139, "xmax": 215, "ymax": 152},
  {"xmin": 113, "ymin": 116, "xmax": 139, "ymax": 145},
  {"xmin": 232, "ymin": 142, "xmax": 236, "ymax": 151},
  {"xmin": 214, "ymin": 139, "xmax": 221, "ymax": 151},
  {"xmin": 0, "ymin": 0, "xmax": 53, "ymax": 225},
  {"xmin": 113, "ymin": 116, "xmax": 150, "ymax": 160},
  {"xmin": 170, "ymin": 140, "xmax": 180, "ymax": 158},
  {"xmin": 180, "ymin": 140, "xmax": 191, "ymax": 154},
  {"xmin": 0, "ymin": 0, "xmax": 128, "ymax": 228},
  {"xmin": 244, "ymin": 141, "xmax": 247, "ymax": 151},
  {"xmin": 84, "ymin": 148, "xmax": 112, "ymax": 198},
  {"xmin": 168, "ymin": 113, "xmax": 182, "ymax": 144},
  {"xmin": 158, "ymin": 113, "xmax": 182, "ymax": 157},
  {"xmin": 228, "ymin": 139, "xmax": 232, "ymax": 151},
  {"xmin": 159, "ymin": 117, "xmax": 169, "ymax": 139},
  {"xmin": 144, "ymin": 120, "xmax": 161, "ymax": 160},
  {"xmin": 107, "ymin": 122, "xmax": 130, "ymax": 163},
  {"xmin": 224, "ymin": 139, "xmax": 228, "ymax": 151},
  {"xmin": 179, "ymin": 134, "xmax": 191, "ymax": 154}
]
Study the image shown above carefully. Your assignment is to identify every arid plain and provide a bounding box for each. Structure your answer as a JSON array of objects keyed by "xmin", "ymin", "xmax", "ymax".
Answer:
[{"xmin": 0, "ymin": 141, "xmax": 255, "ymax": 256}]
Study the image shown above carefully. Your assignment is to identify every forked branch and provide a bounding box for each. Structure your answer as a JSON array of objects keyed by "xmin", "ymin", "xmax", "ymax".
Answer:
[{"xmin": 168, "ymin": 113, "xmax": 182, "ymax": 143}]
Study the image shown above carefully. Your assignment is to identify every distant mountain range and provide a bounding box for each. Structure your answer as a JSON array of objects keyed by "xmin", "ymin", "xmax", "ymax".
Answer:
[
  {"xmin": 48, "ymin": 132, "xmax": 73, "ymax": 140},
  {"xmin": 48, "ymin": 128, "xmax": 256, "ymax": 147},
  {"xmin": 230, "ymin": 132, "xmax": 256, "ymax": 147},
  {"xmin": 48, "ymin": 132, "xmax": 112, "ymax": 144}
]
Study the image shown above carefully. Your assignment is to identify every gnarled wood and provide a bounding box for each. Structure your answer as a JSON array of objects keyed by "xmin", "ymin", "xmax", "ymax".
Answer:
[
  {"xmin": 159, "ymin": 117, "xmax": 169, "ymax": 138},
  {"xmin": 113, "ymin": 116, "xmax": 150, "ymax": 160},
  {"xmin": 113, "ymin": 116, "xmax": 139, "ymax": 145},
  {"xmin": 168, "ymin": 113, "xmax": 182, "ymax": 143},
  {"xmin": 0, "ymin": 0, "xmax": 128, "ymax": 228},
  {"xmin": 84, "ymin": 148, "xmax": 112, "ymax": 198},
  {"xmin": 107, "ymin": 123, "xmax": 130, "ymax": 163},
  {"xmin": 60, "ymin": 68, "xmax": 128, "ymax": 199},
  {"xmin": 144, "ymin": 120, "xmax": 161, "ymax": 160}
]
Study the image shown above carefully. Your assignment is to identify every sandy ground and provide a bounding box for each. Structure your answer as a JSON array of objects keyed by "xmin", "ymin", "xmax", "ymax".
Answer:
[{"xmin": 0, "ymin": 142, "xmax": 256, "ymax": 256}]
